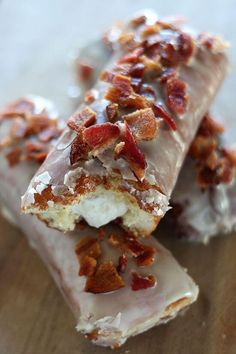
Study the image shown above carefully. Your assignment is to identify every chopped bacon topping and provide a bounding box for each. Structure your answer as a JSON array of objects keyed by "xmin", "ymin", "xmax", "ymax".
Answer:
[
  {"xmin": 79, "ymin": 255, "xmax": 97, "ymax": 277},
  {"xmin": 136, "ymin": 246, "xmax": 156, "ymax": 267},
  {"xmin": 130, "ymin": 15, "xmax": 146, "ymax": 28},
  {"xmin": 106, "ymin": 103, "xmax": 118, "ymax": 122},
  {"xmin": 124, "ymin": 108, "xmax": 158, "ymax": 140},
  {"xmin": 166, "ymin": 78, "xmax": 188, "ymax": 115},
  {"xmin": 84, "ymin": 89, "xmax": 98, "ymax": 104},
  {"xmin": 117, "ymin": 254, "xmax": 128, "ymax": 273},
  {"xmin": 131, "ymin": 272, "xmax": 156, "ymax": 291},
  {"xmin": 6, "ymin": 147, "xmax": 21, "ymax": 167},
  {"xmin": 152, "ymin": 103, "xmax": 177, "ymax": 130},
  {"xmin": 140, "ymin": 55, "xmax": 161, "ymax": 76},
  {"xmin": 114, "ymin": 122, "xmax": 146, "ymax": 180},
  {"xmin": 222, "ymin": 147, "xmax": 236, "ymax": 167},
  {"xmin": 84, "ymin": 123, "xmax": 120, "ymax": 151},
  {"xmin": 85, "ymin": 261, "xmax": 125, "ymax": 294},
  {"xmin": 67, "ymin": 107, "xmax": 96, "ymax": 133},
  {"xmin": 76, "ymin": 60, "xmax": 94, "ymax": 84},
  {"xmin": 75, "ymin": 236, "xmax": 101, "ymax": 259},
  {"xmin": 0, "ymin": 98, "xmax": 62, "ymax": 166},
  {"xmin": 70, "ymin": 133, "xmax": 90, "ymax": 165},
  {"xmin": 129, "ymin": 63, "xmax": 145, "ymax": 78},
  {"xmin": 190, "ymin": 114, "xmax": 235, "ymax": 188},
  {"xmin": 118, "ymin": 47, "xmax": 144, "ymax": 64}
]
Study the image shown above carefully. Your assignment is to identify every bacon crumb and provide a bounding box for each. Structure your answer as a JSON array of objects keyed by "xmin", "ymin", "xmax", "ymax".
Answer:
[
  {"xmin": 124, "ymin": 108, "xmax": 158, "ymax": 140},
  {"xmin": 67, "ymin": 107, "xmax": 96, "ymax": 133},
  {"xmin": 70, "ymin": 133, "xmax": 90, "ymax": 165},
  {"xmin": 114, "ymin": 122, "xmax": 146, "ymax": 180},
  {"xmin": 136, "ymin": 246, "xmax": 156, "ymax": 267},
  {"xmin": 84, "ymin": 123, "xmax": 120, "ymax": 152},
  {"xmin": 130, "ymin": 15, "xmax": 146, "ymax": 28},
  {"xmin": 75, "ymin": 236, "xmax": 101, "ymax": 260},
  {"xmin": 166, "ymin": 78, "xmax": 188, "ymax": 115},
  {"xmin": 85, "ymin": 261, "xmax": 125, "ymax": 294},
  {"xmin": 84, "ymin": 89, "xmax": 98, "ymax": 104},
  {"xmin": 5, "ymin": 147, "xmax": 21, "ymax": 167},
  {"xmin": 222, "ymin": 147, "xmax": 236, "ymax": 167},
  {"xmin": 77, "ymin": 61, "xmax": 94, "ymax": 84},
  {"xmin": 152, "ymin": 103, "xmax": 177, "ymax": 130},
  {"xmin": 131, "ymin": 272, "xmax": 156, "ymax": 291},
  {"xmin": 24, "ymin": 141, "xmax": 48, "ymax": 163},
  {"xmin": 79, "ymin": 255, "xmax": 97, "ymax": 277},
  {"xmin": 106, "ymin": 103, "xmax": 118, "ymax": 122},
  {"xmin": 117, "ymin": 254, "xmax": 128, "ymax": 273}
]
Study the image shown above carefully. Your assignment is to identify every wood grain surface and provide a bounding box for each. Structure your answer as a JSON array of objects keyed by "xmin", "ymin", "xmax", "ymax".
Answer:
[{"xmin": 0, "ymin": 1, "xmax": 235, "ymax": 353}]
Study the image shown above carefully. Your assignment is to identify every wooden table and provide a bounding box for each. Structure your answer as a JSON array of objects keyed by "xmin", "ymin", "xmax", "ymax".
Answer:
[{"xmin": 0, "ymin": 1, "xmax": 235, "ymax": 353}]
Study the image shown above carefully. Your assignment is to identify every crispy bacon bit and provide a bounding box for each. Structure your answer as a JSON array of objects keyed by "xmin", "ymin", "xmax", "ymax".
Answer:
[
  {"xmin": 124, "ymin": 108, "xmax": 158, "ymax": 140},
  {"xmin": 67, "ymin": 107, "xmax": 96, "ymax": 133},
  {"xmin": 217, "ymin": 157, "xmax": 234, "ymax": 184},
  {"xmin": 131, "ymin": 272, "xmax": 156, "ymax": 291},
  {"xmin": 117, "ymin": 254, "xmax": 128, "ymax": 273},
  {"xmin": 106, "ymin": 103, "xmax": 118, "ymax": 122},
  {"xmin": 141, "ymin": 55, "xmax": 161, "ymax": 76},
  {"xmin": 24, "ymin": 141, "xmax": 48, "ymax": 163},
  {"xmin": 85, "ymin": 261, "xmax": 125, "ymax": 294},
  {"xmin": 159, "ymin": 67, "xmax": 178, "ymax": 84},
  {"xmin": 189, "ymin": 136, "xmax": 217, "ymax": 160},
  {"xmin": 166, "ymin": 78, "xmax": 188, "ymax": 115},
  {"xmin": 84, "ymin": 89, "xmax": 98, "ymax": 104},
  {"xmin": 26, "ymin": 115, "xmax": 54, "ymax": 135},
  {"xmin": 0, "ymin": 98, "xmax": 35, "ymax": 118},
  {"xmin": 5, "ymin": 147, "xmax": 21, "ymax": 167},
  {"xmin": 177, "ymin": 32, "xmax": 195, "ymax": 63},
  {"xmin": 108, "ymin": 233, "xmax": 146, "ymax": 258},
  {"xmin": 70, "ymin": 134, "xmax": 90, "ymax": 165},
  {"xmin": 38, "ymin": 126, "xmax": 62, "ymax": 143},
  {"xmin": 141, "ymin": 24, "xmax": 160, "ymax": 38},
  {"xmin": 9, "ymin": 118, "xmax": 27, "ymax": 139},
  {"xmin": 114, "ymin": 122, "xmax": 146, "ymax": 180},
  {"xmin": 75, "ymin": 236, "xmax": 101, "ymax": 259},
  {"xmin": 118, "ymin": 47, "xmax": 144, "ymax": 64},
  {"xmin": 79, "ymin": 255, "xmax": 97, "ymax": 277},
  {"xmin": 100, "ymin": 70, "xmax": 115, "ymax": 83},
  {"xmin": 118, "ymin": 32, "xmax": 138, "ymax": 52},
  {"xmin": 130, "ymin": 15, "xmax": 146, "ymax": 28},
  {"xmin": 152, "ymin": 103, "xmax": 177, "ymax": 130},
  {"xmin": 136, "ymin": 246, "xmax": 156, "ymax": 267},
  {"xmin": 129, "ymin": 63, "xmax": 145, "ymax": 78},
  {"xmin": 140, "ymin": 84, "xmax": 156, "ymax": 101},
  {"xmin": 77, "ymin": 60, "xmax": 94, "ymax": 84},
  {"xmin": 198, "ymin": 114, "xmax": 224, "ymax": 137},
  {"xmin": 83, "ymin": 123, "xmax": 120, "ymax": 152},
  {"xmin": 222, "ymin": 147, "xmax": 236, "ymax": 166}
]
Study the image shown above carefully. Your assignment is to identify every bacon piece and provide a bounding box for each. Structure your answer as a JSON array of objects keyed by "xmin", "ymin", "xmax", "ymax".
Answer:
[
  {"xmin": 118, "ymin": 32, "xmax": 139, "ymax": 52},
  {"xmin": 166, "ymin": 78, "xmax": 188, "ymax": 115},
  {"xmin": 189, "ymin": 136, "xmax": 217, "ymax": 160},
  {"xmin": 5, "ymin": 147, "xmax": 21, "ymax": 167},
  {"xmin": 222, "ymin": 147, "xmax": 236, "ymax": 166},
  {"xmin": 0, "ymin": 98, "xmax": 35, "ymax": 118},
  {"xmin": 141, "ymin": 24, "xmax": 161, "ymax": 38},
  {"xmin": 198, "ymin": 114, "xmax": 224, "ymax": 137},
  {"xmin": 9, "ymin": 118, "xmax": 27, "ymax": 139},
  {"xmin": 67, "ymin": 107, "xmax": 96, "ymax": 133},
  {"xmin": 114, "ymin": 122, "xmax": 146, "ymax": 180},
  {"xmin": 141, "ymin": 55, "xmax": 161, "ymax": 76},
  {"xmin": 136, "ymin": 246, "xmax": 156, "ymax": 267},
  {"xmin": 108, "ymin": 233, "xmax": 148, "ymax": 258},
  {"xmin": 129, "ymin": 63, "xmax": 145, "ymax": 78},
  {"xmin": 24, "ymin": 141, "xmax": 48, "ymax": 163},
  {"xmin": 77, "ymin": 61, "xmax": 94, "ymax": 84},
  {"xmin": 124, "ymin": 108, "xmax": 158, "ymax": 140},
  {"xmin": 79, "ymin": 255, "xmax": 97, "ymax": 277},
  {"xmin": 106, "ymin": 103, "xmax": 118, "ymax": 122},
  {"xmin": 117, "ymin": 254, "xmax": 128, "ymax": 273},
  {"xmin": 152, "ymin": 103, "xmax": 177, "ymax": 130},
  {"xmin": 159, "ymin": 67, "xmax": 178, "ymax": 84},
  {"xmin": 118, "ymin": 47, "xmax": 144, "ymax": 64},
  {"xmin": 130, "ymin": 15, "xmax": 146, "ymax": 28},
  {"xmin": 177, "ymin": 32, "xmax": 195, "ymax": 63},
  {"xmin": 83, "ymin": 123, "xmax": 120, "ymax": 152},
  {"xmin": 84, "ymin": 89, "xmax": 98, "ymax": 104},
  {"xmin": 85, "ymin": 261, "xmax": 125, "ymax": 294},
  {"xmin": 131, "ymin": 272, "xmax": 156, "ymax": 291},
  {"xmin": 70, "ymin": 134, "xmax": 90, "ymax": 165},
  {"xmin": 38, "ymin": 126, "xmax": 62, "ymax": 143},
  {"xmin": 26, "ymin": 114, "xmax": 55, "ymax": 135},
  {"xmin": 75, "ymin": 236, "xmax": 101, "ymax": 259}
]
